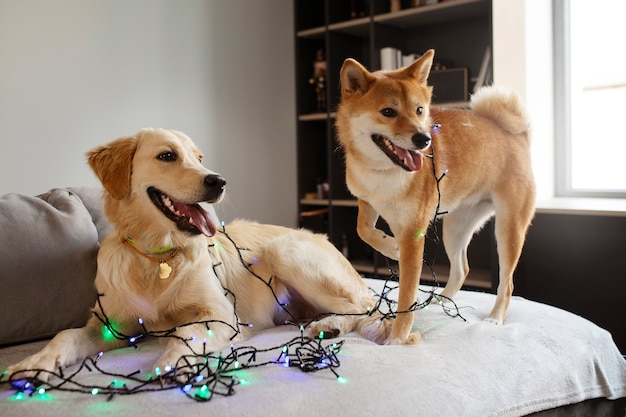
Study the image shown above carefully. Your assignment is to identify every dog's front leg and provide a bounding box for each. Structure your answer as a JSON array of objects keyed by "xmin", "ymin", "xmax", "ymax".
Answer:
[
  {"xmin": 385, "ymin": 230, "xmax": 426, "ymax": 345},
  {"xmin": 3, "ymin": 316, "xmax": 128, "ymax": 383},
  {"xmin": 356, "ymin": 199, "xmax": 399, "ymax": 260},
  {"xmin": 153, "ymin": 314, "xmax": 241, "ymax": 381}
]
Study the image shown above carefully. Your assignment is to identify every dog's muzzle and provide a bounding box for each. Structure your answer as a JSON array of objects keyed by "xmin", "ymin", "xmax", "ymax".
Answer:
[
  {"xmin": 371, "ymin": 134, "xmax": 429, "ymax": 172},
  {"xmin": 147, "ymin": 175, "xmax": 226, "ymax": 237}
]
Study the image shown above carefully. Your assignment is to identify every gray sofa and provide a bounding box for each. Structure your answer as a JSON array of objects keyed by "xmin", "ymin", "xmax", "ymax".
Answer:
[
  {"xmin": 1, "ymin": 187, "xmax": 625, "ymax": 417},
  {"xmin": 0, "ymin": 187, "xmax": 111, "ymax": 347}
]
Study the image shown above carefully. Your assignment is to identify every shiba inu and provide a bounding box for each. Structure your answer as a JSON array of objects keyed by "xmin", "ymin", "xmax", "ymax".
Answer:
[{"xmin": 336, "ymin": 49, "xmax": 536, "ymax": 344}]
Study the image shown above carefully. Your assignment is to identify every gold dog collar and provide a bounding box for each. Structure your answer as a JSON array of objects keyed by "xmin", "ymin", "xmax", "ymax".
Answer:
[{"xmin": 121, "ymin": 236, "xmax": 179, "ymax": 279}]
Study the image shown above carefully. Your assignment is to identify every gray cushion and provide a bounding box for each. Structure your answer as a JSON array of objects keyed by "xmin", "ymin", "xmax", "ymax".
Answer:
[
  {"xmin": 0, "ymin": 188, "xmax": 100, "ymax": 345},
  {"xmin": 68, "ymin": 186, "xmax": 112, "ymax": 242}
]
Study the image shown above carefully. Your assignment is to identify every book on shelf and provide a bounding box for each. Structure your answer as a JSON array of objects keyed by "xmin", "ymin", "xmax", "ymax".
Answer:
[{"xmin": 380, "ymin": 47, "xmax": 421, "ymax": 71}]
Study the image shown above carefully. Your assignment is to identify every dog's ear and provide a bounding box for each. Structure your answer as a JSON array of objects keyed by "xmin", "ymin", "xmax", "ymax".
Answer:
[
  {"xmin": 404, "ymin": 49, "xmax": 434, "ymax": 85},
  {"xmin": 340, "ymin": 58, "xmax": 375, "ymax": 96},
  {"xmin": 86, "ymin": 136, "xmax": 138, "ymax": 200}
]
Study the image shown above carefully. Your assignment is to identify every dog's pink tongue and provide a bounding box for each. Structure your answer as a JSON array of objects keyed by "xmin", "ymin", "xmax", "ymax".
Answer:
[
  {"xmin": 396, "ymin": 147, "xmax": 423, "ymax": 171},
  {"xmin": 189, "ymin": 205, "xmax": 218, "ymax": 237},
  {"xmin": 174, "ymin": 202, "xmax": 218, "ymax": 237}
]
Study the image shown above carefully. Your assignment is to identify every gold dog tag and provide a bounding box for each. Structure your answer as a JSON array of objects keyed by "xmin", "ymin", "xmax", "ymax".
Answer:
[{"xmin": 159, "ymin": 262, "xmax": 172, "ymax": 279}]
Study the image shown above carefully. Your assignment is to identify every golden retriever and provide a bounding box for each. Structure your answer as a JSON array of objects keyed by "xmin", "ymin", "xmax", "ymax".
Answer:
[{"xmin": 4, "ymin": 128, "xmax": 388, "ymax": 383}]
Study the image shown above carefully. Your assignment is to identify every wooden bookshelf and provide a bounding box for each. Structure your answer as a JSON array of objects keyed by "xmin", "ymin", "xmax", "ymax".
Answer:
[{"xmin": 294, "ymin": 0, "xmax": 496, "ymax": 290}]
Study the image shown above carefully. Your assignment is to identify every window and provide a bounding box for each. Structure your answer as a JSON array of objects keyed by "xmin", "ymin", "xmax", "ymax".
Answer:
[{"xmin": 554, "ymin": 0, "xmax": 626, "ymax": 198}]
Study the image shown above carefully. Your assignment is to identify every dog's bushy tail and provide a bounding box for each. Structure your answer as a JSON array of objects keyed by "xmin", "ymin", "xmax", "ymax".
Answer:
[{"xmin": 470, "ymin": 86, "xmax": 530, "ymax": 136}]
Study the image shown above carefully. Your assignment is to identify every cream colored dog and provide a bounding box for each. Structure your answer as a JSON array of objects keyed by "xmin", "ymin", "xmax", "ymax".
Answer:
[{"xmin": 4, "ymin": 128, "xmax": 388, "ymax": 383}]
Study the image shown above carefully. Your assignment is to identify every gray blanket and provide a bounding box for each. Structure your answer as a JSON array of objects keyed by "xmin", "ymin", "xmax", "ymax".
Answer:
[{"xmin": 1, "ymin": 279, "xmax": 625, "ymax": 416}]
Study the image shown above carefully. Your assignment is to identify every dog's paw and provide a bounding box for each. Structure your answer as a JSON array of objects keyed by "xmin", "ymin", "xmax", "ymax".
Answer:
[
  {"xmin": 153, "ymin": 349, "xmax": 198, "ymax": 383},
  {"xmin": 310, "ymin": 311, "xmax": 396, "ymax": 342},
  {"xmin": 155, "ymin": 342, "xmax": 220, "ymax": 384},
  {"xmin": 363, "ymin": 230, "xmax": 399, "ymax": 260},
  {"xmin": 384, "ymin": 331, "xmax": 421, "ymax": 345},
  {"xmin": 3, "ymin": 352, "xmax": 61, "ymax": 384},
  {"xmin": 351, "ymin": 312, "xmax": 393, "ymax": 344},
  {"xmin": 309, "ymin": 316, "xmax": 346, "ymax": 340},
  {"xmin": 377, "ymin": 237, "xmax": 399, "ymax": 260},
  {"xmin": 484, "ymin": 316, "xmax": 503, "ymax": 326}
]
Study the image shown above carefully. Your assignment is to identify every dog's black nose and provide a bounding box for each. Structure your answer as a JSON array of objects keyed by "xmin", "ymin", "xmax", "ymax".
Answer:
[
  {"xmin": 412, "ymin": 132, "xmax": 432, "ymax": 150},
  {"xmin": 205, "ymin": 174, "xmax": 226, "ymax": 191}
]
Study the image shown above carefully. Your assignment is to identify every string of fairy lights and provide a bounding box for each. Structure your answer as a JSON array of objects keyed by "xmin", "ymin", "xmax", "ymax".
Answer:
[
  {"xmin": 3, "ymin": 268, "xmax": 464, "ymax": 403},
  {"xmin": 3, "ymin": 123, "xmax": 466, "ymax": 402}
]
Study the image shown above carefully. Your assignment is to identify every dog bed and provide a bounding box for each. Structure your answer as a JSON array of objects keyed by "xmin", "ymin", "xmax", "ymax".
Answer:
[{"xmin": 0, "ymin": 187, "xmax": 625, "ymax": 416}]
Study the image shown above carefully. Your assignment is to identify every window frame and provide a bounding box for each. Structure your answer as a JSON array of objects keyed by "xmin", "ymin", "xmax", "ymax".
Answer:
[{"xmin": 553, "ymin": 0, "xmax": 626, "ymax": 199}]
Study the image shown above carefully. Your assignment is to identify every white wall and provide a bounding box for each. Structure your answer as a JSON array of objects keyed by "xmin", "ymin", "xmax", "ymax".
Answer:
[
  {"xmin": 0, "ymin": 0, "xmax": 297, "ymax": 226},
  {"xmin": 492, "ymin": 0, "xmax": 554, "ymax": 201}
]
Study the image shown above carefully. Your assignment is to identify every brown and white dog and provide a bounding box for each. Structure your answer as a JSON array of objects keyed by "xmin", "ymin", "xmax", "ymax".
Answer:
[
  {"xmin": 335, "ymin": 50, "xmax": 536, "ymax": 345},
  {"xmin": 4, "ymin": 128, "xmax": 389, "ymax": 383}
]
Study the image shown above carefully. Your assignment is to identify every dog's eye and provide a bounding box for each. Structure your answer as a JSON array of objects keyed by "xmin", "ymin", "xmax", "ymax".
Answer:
[
  {"xmin": 416, "ymin": 106, "xmax": 424, "ymax": 116},
  {"xmin": 157, "ymin": 151, "xmax": 177, "ymax": 162},
  {"xmin": 380, "ymin": 108, "xmax": 397, "ymax": 118}
]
